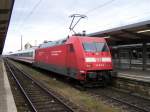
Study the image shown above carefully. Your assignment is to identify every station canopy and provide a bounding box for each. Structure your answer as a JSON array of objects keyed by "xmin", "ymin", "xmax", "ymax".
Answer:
[
  {"xmin": 0, "ymin": 0, "xmax": 14, "ymax": 54},
  {"xmin": 88, "ymin": 20, "xmax": 150, "ymax": 46}
]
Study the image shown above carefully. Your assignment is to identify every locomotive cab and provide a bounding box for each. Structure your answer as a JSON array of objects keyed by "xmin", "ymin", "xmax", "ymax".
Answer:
[
  {"xmin": 66, "ymin": 36, "xmax": 113, "ymax": 86},
  {"xmin": 83, "ymin": 41, "xmax": 113, "ymax": 85}
]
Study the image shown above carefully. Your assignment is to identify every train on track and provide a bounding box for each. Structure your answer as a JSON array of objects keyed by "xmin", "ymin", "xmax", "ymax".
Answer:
[{"xmin": 8, "ymin": 36, "xmax": 114, "ymax": 86}]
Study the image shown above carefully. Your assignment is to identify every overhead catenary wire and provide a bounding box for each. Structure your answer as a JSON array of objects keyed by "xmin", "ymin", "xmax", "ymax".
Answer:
[
  {"xmin": 84, "ymin": 0, "xmax": 115, "ymax": 15},
  {"xmin": 14, "ymin": 0, "xmax": 27, "ymax": 31},
  {"xmin": 17, "ymin": 0, "xmax": 43, "ymax": 33},
  {"xmin": 19, "ymin": 0, "xmax": 115, "ymax": 32},
  {"xmin": 17, "ymin": 0, "xmax": 147, "ymax": 37},
  {"xmin": 68, "ymin": 0, "xmax": 115, "ymax": 34},
  {"xmin": 17, "ymin": 0, "xmax": 115, "ymax": 34},
  {"xmin": 81, "ymin": 0, "xmax": 150, "ymax": 33}
]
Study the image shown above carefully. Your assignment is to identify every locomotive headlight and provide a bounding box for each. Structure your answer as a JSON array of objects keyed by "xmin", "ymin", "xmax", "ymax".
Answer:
[
  {"xmin": 80, "ymin": 70, "xmax": 86, "ymax": 73},
  {"xmin": 85, "ymin": 57, "xmax": 96, "ymax": 62},
  {"xmin": 101, "ymin": 57, "xmax": 111, "ymax": 62}
]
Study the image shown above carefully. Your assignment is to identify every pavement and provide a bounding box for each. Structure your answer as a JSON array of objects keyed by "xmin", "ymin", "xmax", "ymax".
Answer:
[
  {"xmin": 0, "ymin": 57, "xmax": 17, "ymax": 112},
  {"xmin": 117, "ymin": 69, "xmax": 150, "ymax": 83}
]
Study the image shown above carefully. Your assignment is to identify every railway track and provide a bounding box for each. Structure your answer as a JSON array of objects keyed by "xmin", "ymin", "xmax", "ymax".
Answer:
[
  {"xmin": 5, "ymin": 59, "xmax": 150, "ymax": 112},
  {"xmin": 88, "ymin": 88, "xmax": 150, "ymax": 112},
  {"xmin": 5, "ymin": 59, "xmax": 74, "ymax": 112}
]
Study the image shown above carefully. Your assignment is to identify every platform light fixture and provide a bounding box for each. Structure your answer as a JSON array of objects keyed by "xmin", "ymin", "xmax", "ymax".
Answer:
[{"xmin": 137, "ymin": 29, "xmax": 150, "ymax": 33}]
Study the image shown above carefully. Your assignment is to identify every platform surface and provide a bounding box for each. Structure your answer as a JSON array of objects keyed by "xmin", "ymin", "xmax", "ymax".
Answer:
[
  {"xmin": 0, "ymin": 57, "xmax": 17, "ymax": 112},
  {"xmin": 117, "ymin": 69, "xmax": 150, "ymax": 83}
]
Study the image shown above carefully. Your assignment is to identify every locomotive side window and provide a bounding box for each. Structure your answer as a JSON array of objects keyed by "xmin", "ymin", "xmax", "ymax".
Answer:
[
  {"xmin": 69, "ymin": 44, "xmax": 74, "ymax": 52},
  {"xmin": 83, "ymin": 42, "xmax": 109, "ymax": 52}
]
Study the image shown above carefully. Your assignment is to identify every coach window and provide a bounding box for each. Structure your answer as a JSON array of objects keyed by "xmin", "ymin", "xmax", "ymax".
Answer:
[{"xmin": 30, "ymin": 52, "xmax": 33, "ymax": 57}]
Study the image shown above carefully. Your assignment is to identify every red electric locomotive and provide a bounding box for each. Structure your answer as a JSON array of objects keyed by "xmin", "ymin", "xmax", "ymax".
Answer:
[{"xmin": 34, "ymin": 36, "xmax": 113, "ymax": 86}]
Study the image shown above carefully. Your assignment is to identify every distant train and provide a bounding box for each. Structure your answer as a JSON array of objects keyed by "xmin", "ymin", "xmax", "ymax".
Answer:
[{"xmin": 8, "ymin": 36, "xmax": 114, "ymax": 86}]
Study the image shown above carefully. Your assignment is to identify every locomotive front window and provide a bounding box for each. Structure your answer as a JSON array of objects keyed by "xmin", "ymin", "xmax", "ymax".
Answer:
[
  {"xmin": 83, "ymin": 42, "xmax": 109, "ymax": 52},
  {"xmin": 83, "ymin": 43, "xmax": 96, "ymax": 52},
  {"xmin": 95, "ymin": 42, "xmax": 109, "ymax": 52}
]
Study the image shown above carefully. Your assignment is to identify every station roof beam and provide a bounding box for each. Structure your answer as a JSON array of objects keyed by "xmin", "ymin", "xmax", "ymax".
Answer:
[
  {"xmin": 0, "ymin": 0, "xmax": 15, "ymax": 54},
  {"xmin": 0, "ymin": 9, "xmax": 10, "ymax": 14},
  {"xmin": 88, "ymin": 20, "xmax": 150, "ymax": 46},
  {"xmin": 0, "ymin": 20, "xmax": 8, "ymax": 24},
  {"xmin": 121, "ymin": 29, "xmax": 150, "ymax": 40}
]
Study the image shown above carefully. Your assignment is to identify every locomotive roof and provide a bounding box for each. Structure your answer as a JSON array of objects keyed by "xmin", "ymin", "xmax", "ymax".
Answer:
[
  {"xmin": 39, "ymin": 36, "xmax": 106, "ymax": 48},
  {"xmin": 39, "ymin": 38, "xmax": 67, "ymax": 48}
]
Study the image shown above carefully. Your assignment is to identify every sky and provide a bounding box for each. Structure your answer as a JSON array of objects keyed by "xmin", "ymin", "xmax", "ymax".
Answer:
[{"xmin": 3, "ymin": 0, "xmax": 150, "ymax": 54}]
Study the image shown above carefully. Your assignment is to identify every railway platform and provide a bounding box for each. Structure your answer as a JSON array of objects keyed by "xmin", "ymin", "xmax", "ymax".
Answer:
[
  {"xmin": 117, "ymin": 69, "xmax": 150, "ymax": 82},
  {"xmin": 0, "ymin": 57, "xmax": 17, "ymax": 112},
  {"xmin": 113, "ymin": 69, "xmax": 150, "ymax": 98}
]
